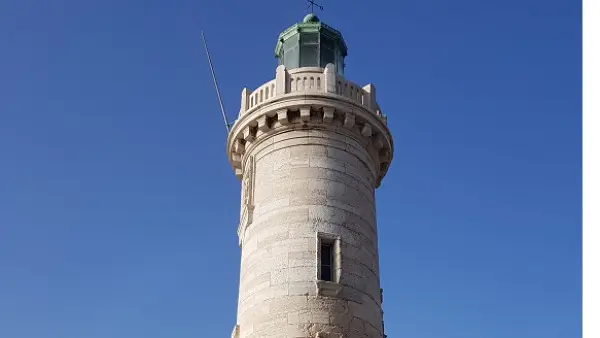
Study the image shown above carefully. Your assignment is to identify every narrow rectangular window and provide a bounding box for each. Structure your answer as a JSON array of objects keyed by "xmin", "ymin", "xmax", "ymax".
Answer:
[
  {"xmin": 320, "ymin": 243, "xmax": 333, "ymax": 281},
  {"xmin": 318, "ymin": 234, "xmax": 340, "ymax": 283}
]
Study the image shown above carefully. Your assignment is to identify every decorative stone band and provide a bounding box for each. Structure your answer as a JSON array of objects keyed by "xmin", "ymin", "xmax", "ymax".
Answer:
[{"xmin": 226, "ymin": 86, "xmax": 394, "ymax": 187}]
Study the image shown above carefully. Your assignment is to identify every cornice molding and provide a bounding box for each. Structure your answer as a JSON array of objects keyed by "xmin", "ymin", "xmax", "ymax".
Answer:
[{"xmin": 226, "ymin": 94, "xmax": 394, "ymax": 187}]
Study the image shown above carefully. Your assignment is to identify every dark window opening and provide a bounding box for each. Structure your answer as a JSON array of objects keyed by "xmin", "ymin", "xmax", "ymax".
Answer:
[
  {"xmin": 320, "ymin": 243, "xmax": 333, "ymax": 281},
  {"xmin": 300, "ymin": 44, "xmax": 319, "ymax": 67},
  {"xmin": 282, "ymin": 35, "xmax": 300, "ymax": 69},
  {"xmin": 320, "ymin": 35, "xmax": 335, "ymax": 67},
  {"xmin": 300, "ymin": 33, "xmax": 319, "ymax": 67}
]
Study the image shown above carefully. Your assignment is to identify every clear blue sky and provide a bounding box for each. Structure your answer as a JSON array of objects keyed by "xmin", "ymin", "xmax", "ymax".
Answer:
[{"xmin": 0, "ymin": 0, "xmax": 581, "ymax": 337}]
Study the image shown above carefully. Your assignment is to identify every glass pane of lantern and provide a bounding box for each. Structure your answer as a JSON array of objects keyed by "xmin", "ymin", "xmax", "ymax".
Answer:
[{"xmin": 300, "ymin": 44, "xmax": 318, "ymax": 67}]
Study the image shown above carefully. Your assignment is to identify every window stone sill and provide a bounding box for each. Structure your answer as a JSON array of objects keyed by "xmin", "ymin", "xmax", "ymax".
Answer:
[{"xmin": 316, "ymin": 280, "xmax": 343, "ymax": 297}]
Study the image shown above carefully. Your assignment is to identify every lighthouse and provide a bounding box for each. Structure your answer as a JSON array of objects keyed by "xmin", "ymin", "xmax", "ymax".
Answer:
[{"xmin": 226, "ymin": 13, "xmax": 394, "ymax": 338}]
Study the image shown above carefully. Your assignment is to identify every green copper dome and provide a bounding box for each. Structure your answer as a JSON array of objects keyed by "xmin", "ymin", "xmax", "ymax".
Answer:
[
  {"xmin": 303, "ymin": 13, "xmax": 320, "ymax": 23},
  {"xmin": 275, "ymin": 15, "xmax": 348, "ymax": 75}
]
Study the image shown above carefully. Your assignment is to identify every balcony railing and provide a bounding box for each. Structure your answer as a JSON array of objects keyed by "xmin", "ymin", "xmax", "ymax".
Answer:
[{"xmin": 238, "ymin": 64, "xmax": 386, "ymax": 124}]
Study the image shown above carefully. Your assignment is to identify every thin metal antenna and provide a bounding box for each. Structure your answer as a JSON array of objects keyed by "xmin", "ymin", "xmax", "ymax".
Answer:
[
  {"xmin": 306, "ymin": 0, "xmax": 324, "ymax": 13},
  {"xmin": 201, "ymin": 30, "xmax": 231, "ymax": 133}
]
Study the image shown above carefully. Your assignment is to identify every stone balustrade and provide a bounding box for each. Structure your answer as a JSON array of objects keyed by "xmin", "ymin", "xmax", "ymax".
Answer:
[{"xmin": 239, "ymin": 64, "xmax": 386, "ymax": 123}]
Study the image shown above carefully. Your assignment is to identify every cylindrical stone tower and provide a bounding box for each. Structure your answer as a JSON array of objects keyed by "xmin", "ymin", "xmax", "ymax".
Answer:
[{"xmin": 227, "ymin": 14, "xmax": 394, "ymax": 338}]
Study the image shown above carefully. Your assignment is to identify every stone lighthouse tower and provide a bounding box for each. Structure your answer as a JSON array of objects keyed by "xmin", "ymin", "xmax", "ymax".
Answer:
[{"xmin": 226, "ymin": 14, "xmax": 394, "ymax": 338}]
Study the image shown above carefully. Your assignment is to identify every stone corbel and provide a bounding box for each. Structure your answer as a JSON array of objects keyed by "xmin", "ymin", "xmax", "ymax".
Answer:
[
  {"xmin": 257, "ymin": 115, "xmax": 270, "ymax": 132},
  {"xmin": 233, "ymin": 139, "xmax": 245, "ymax": 154},
  {"xmin": 234, "ymin": 168, "xmax": 243, "ymax": 179},
  {"xmin": 323, "ymin": 107, "xmax": 335, "ymax": 123},
  {"xmin": 300, "ymin": 106, "xmax": 311, "ymax": 123},
  {"xmin": 372, "ymin": 134, "xmax": 384, "ymax": 150},
  {"xmin": 343, "ymin": 112, "xmax": 355, "ymax": 129},
  {"xmin": 243, "ymin": 126, "xmax": 255, "ymax": 142},
  {"xmin": 277, "ymin": 109, "xmax": 290, "ymax": 125},
  {"xmin": 361, "ymin": 123, "xmax": 372, "ymax": 137},
  {"xmin": 231, "ymin": 152, "xmax": 242, "ymax": 167}
]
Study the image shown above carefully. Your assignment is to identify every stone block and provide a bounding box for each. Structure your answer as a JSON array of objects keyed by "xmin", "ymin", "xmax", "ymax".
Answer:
[
  {"xmin": 288, "ymin": 266, "xmax": 317, "ymax": 282},
  {"xmin": 273, "ymin": 137, "xmax": 310, "ymax": 152},
  {"xmin": 307, "ymin": 136, "xmax": 348, "ymax": 150},
  {"xmin": 348, "ymin": 301, "xmax": 381, "ymax": 334},
  {"xmin": 329, "ymin": 303, "xmax": 352, "ymax": 328},
  {"xmin": 308, "ymin": 129, "xmax": 347, "ymax": 142},
  {"xmin": 272, "ymin": 178, "xmax": 308, "ymax": 198},
  {"xmin": 327, "ymin": 147, "xmax": 359, "ymax": 167},
  {"xmin": 269, "ymin": 296, "xmax": 309, "ymax": 314},
  {"xmin": 339, "ymin": 286, "xmax": 364, "ymax": 305},
  {"xmin": 288, "ymin": 222, "xmax": 316, "ymax": 238},
  {"xmin": 288, "ymin": 257, "xmax": 316, "ymax": 268},
  {"xmin": 254, "ymin": 282, "xmax": 288, "ymax": 304},
  {"xmin": 342, "ymin": 257, "xmax": 377, "ymax": 280},
  {"xmin": 290, "ymin": 194, "xmax": 328, "ymax": 207},
  {"xmin": 309, "ymin": 157, "xmax": 346, "ymax": 173},
  {"xmin": 291, "ymin": 144, "xmax": 328, "ymax": 159},
  {"xmin": 239, "ymin": 295, "xmax": 271, "ymax": 321},
  {"xmin": 240, "ymin": 278, "xmax": 271, "ymax": 303},
  {"xmin": 309, "ymin": 206, "xmax": 349, "ymax": 226},
  {"xmin": 241, "ymin": 270, "xmax": 271, "ymax": 289},
  {"xmin": 307, "ymin": 179, "xmax": 330, "ymax": 196},
  {"xmin": 257, "ymin": 229, "xmax": 289, "ymax": 248},
  {"xmin": 258, "ymin": 198, "xmax": 290, "ymax": 216},
  {"xmin": 255, "ymin": 151, "xmax": 275, "ymax": 171},
  {"xmin": 325, "ymin": 199, "xmax": 355, "ymax": 215},
  {"xmin": 252, "ymin": 311, "xmax": 288, "ymax": 333},
  {"xmin": 241, "ymin": 235, "xmax": 258, "ymax": 258},
  {"xmin": 289, "ymin": 281, "xmax": 317, "ymax": 297},
  {"xmin": 272, "ymin": 149, "xmax": 292, "ymax": 170},
  {"xmin": 270, "ymin": 269, "xmax": 289, "ymax": 286},
  {"xmin": 341, "ymin": 243, "xmax": 376, "ymax": 272},
  {"xmin": 283, "ymin": 324, "xmax": 308, "ymax": 337},
  {"xmin": 346, "ymin": 162, "xmax": 375, "ymax": 186},
  {"xmin": 267, "ymin": 206, "xmax": 310, "ymax": 224},
  {"xmin": 253, "ymin": 184, "xmax": 273, "ymax": 205},
  {"xmin": 266, "ymin": 237, "xmax": 314, "ymax": 256},
  {"xmin": 273, "ymin": 130, "xmax": 309, "ymax": 143},
  {"xmin": 288, "ymin": 250, "xmax": 317, "ymax": 260},
  {"xmin": 364, "ymin": 321, "xmax": 384, "ymax": 338}
]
